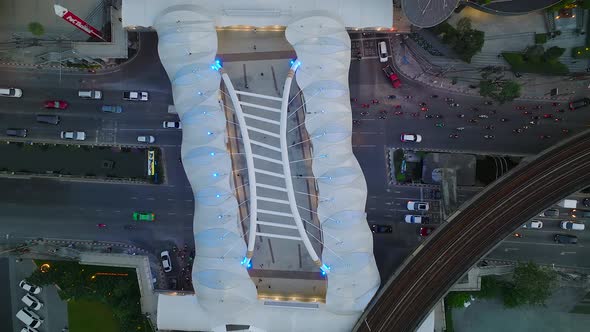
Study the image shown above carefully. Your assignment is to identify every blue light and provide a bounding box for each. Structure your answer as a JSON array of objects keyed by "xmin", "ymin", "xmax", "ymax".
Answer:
[
  {"xmin": 210, "ymin": 152, "xmax": 215, "ymax": 156},
  {"xmin": 211, "ymin": 59, "xmax": 223, "ymax": 71},
  {"xmin": 216, "ymin": 194, "xmax": 221, "ymax": 198},
  {"xmin": 241, "ymin": 257, "xmax": 248, "ymax": 265},
  {"xmin": 218, "ymin": 214, "xmax": 223, "ymax": 219},
  {"xmin": 213, "ymin": 172, "xmax": 218, "ymax": 177},
  {"xmin": 207, "ymin": 131, "xmax": 213, "ymax": 135},
  {"xmin": 290, "ymin": 59, "xmax": 295, "ymax": 66},
  {"xmin": 247, "ymin": 261, "xmax": 252, "ymax": 269},
  {"xmin": 321, "ymin": 270, "xmax": 326, "ymax": 276}
]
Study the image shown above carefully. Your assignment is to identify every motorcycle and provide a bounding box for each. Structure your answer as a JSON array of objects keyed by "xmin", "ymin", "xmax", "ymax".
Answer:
[
  {"xmin": 483, "ymin": 135, "xmax": 495, "ymax": 139},
  {"xmin": 455, "ymin": 127, "xmax": 465, "ymax": 131},
  {"xmin": 435, "ymin": 123, "xmax": 445, "ymax": 128},
  {"xmin": 457, "ymin": 114, "xmax": 465, "ymax": 118},
  {"xmin": 478, "ymin": 114, "xmax": 489, "ymax": 119},
  {"xmin": 449, "ymin": 134, "xmax": 459, "ymax": 139},
  {"xmin": 97, "ymin": 223, "xmax": 107, "ymax": 228}
]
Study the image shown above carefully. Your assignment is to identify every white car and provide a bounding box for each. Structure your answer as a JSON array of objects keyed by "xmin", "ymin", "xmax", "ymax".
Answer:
[
  {"xmin": 137, "ymin": 135, "xmax": 155, "ymax": 143},
  {"xmin": 400, "ymin": 133, "xmax": 422, "ymax": 143},
  {"xmin": 560, "ymin": 220, "xmax": 585, "ymax": 231},
  {"xmin": 123, "ymin": 91, "xmax": 149, "ymax": 101},
  {"xmin": 407, "ymin": 201, "xmax": 429, "ymax": 211},
  {"xmin": 78, "ymin": 90, "xmax": 102, "ymax": 99},
  {"xmin": 60, "ymin": 131, "xmax": 86, "ymax": 141},
  {"xmin": 405, "ymin": 215, "xmax": 426, "ymax": 224},
  {"xmin": 162, "ymin": 121, "xmax": 182, "ymax": 129},
  {"xmin": 22, "ymin": 294, "xmax": 43, "ymax": 310},
  {"xmin": 19, "ymin": 280, "xmax": 41, "ymax": 294},
  {"xmin": 0, "ymin": 87, "xmax": 23, "ymax": 98},
  {"xmin": 522, "ymin": 220, "xmax": 543, "ymax": 229},
  {"xmin": 161, "ymin": 250, "xmax": 172, "ymax": 272},
  {"xmin": 21, "ymin": 326, "xmax": 39, "ymax": 332}
]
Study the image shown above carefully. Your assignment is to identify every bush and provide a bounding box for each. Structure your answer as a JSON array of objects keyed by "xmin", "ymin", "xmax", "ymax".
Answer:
[
  {"xmin": 502, "ymin": 52, "xmax": 569, "ymax": 75},
  {"xmin": 431, "ymin": 19, "xmax": 484, "ymax": 63},
  {"xmin": 446, "ymin": 292, "xmax": 474, "ymax": 308},
  {"xmin": 535, "ymin": 33, "xmax": 547, "ymax": 44},
  {"xmin": 544, "ymin": 46, "xmax": 565, "ymax": 62},
  {"xmin": 572, "ymin": 46, "xmax": 590, "ymax": 58},
  {"xmin": 27, "ymin": 22, "xmax": 44, "ymax": 36}
]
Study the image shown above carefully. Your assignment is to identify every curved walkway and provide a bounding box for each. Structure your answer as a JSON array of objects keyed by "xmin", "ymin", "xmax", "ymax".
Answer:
[
  {"xmin": 465, "ymin": 0, "xmax": 562, "ymax": 15},
  {"xmin": 354, "ymin": 129, "xmax": 590, "ymax": 331}
]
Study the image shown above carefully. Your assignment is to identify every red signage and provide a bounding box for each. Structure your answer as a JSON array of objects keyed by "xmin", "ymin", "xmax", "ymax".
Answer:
[{"xmin": 54, "ymin": 4, "xmax": 106, "ymax": 41}]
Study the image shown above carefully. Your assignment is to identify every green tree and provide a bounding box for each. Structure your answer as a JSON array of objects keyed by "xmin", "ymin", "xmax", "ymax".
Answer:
[
  {"xmin": 446, "ymin": 292, "xmax": 474, "ymax": 308},
  {"xmin": 27, "ymin": 22, "xmax": 45, "ymax": 36},
  {"xmin": 479, "ymin": 79, "xmax": 521, "ymax": 104},
  {"xmin": 497, "ymin": 80, "xmax": 521, "ymax": 103},
  {"xmin": 543, "ymin": 46, "xmax": 566, "ymax": 62},
  {"xmin": 524, "ymin": 45, "xmax": 544, "ymax": 63},
  {"xmin": 503, "ymin": 261, "xmax": 557, "ymax": 307},
  {"xmin": 455, "ymin": 29, "xmax": 485, "ymax": 63},
  {"xmin": 456, "ymin": 17, "xmax": 472, "ymax": 33}
]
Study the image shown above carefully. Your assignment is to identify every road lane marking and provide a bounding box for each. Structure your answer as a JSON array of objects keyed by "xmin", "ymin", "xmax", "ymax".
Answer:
[
  {"xmin": 504, "ymin": 248, "xmax": 519, "ymax": 252},
  {"xmin": 130, "ymin": 197, "xmax": 137, "ymax": 200},
  {"xmin": 167, "ymin": 198, "xmax": 174, "ymax": 201},
  {"xmin": 147, "ymin": 197, "xmax": 155, "ymax": 201},
  {"xmin": 503, "ymin": 240, "xmax": 584, "ymax": 247},
  {"xmin": 168, "ymin": 212, "xmax": 177, "ymax": 215},
  {"xmin": 560, "ymin": 251, "xmax": 576, "ymax": 255}
]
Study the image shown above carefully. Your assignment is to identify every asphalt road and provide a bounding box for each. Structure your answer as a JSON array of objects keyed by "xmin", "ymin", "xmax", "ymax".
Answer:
[
  {"xmin": 354, "ymin": 130, "xmax": 590, "ymax": 332},
  {"xmin": 0, "ymin": 32, "xmax": 195, "ymax": 287}
]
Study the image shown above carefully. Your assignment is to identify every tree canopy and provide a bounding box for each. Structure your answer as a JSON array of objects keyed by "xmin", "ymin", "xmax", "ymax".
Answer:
[
  {"xmin": 479, "ymin": 78, "xmax": 521, "ymax": 104},
  {"xmin": 28, "ymin": 22, "xmax": 45, "ymax": 36},
  {"xmin": 503, "ymin": 261, "xmax": 557, "ymax": 307}
]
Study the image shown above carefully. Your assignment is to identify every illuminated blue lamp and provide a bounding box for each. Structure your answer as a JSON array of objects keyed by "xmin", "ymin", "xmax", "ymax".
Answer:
[
  {"xmin": 292, "ymin": 60, "xmax": 302, "ymax": 71},
  {"xmin": 320, "ymin": 264, "xmax": 331, "ymax": 276},
  {"xmin": 216, "ymin": 194, "xmax": 221, "ymax": 198},
  {"xmin": 212, "ymin": 172, "xmax": 219, "ymax": 177},
  {"xmin": 241, "ymin": 256, "xmax": 252, "ymax": 269},
  {"xmin": 210, "ymin": 152, "xmax": 216, "ymax": 156},
  {"xmin": 211, "ymin": 59, "xmax": 223, "ymax": 71}
]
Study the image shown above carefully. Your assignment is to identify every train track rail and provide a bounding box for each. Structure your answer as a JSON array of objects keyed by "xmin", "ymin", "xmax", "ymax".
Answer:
[{"xmin": 354, "ymin": 130, "xmax": 590, "ymax": 332}]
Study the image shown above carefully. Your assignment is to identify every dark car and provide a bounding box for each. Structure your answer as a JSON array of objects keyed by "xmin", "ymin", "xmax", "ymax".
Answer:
[
  {"xmin": 539, "ymin": 208, "xmax": 559, "ymax": 217},
  {"xmin": 554, "ymin": 234, "xmax": 578, "ymax": 244},
  {"xmin": 583, "ymin": 198, "xmax": 590, "ymax": 208},
  {"xmin": 568, "ymin": 98, "xmax": 590, "ymax": 110},
  {"xmin": 6, "ymin": 128, "xmax": 27, "ymax": 137},
  {"xmin": 371, "ymin": 224, "xmax": 393, "ymax": 233}
]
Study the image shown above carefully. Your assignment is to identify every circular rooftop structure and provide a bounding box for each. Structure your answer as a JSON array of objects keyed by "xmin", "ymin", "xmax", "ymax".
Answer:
[{"xmin": 402, "ymin": 0, "xmax": 460, "ymax": 28}]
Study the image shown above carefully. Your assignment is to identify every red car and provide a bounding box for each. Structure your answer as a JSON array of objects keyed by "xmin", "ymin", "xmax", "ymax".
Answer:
[
  {"xmin": 361, "ymin": 104, "xmax": 370, "ymax": 108},
  {"xmin": 543, "ymin": 113, "xmax": 553, "ymax": 119},
  {"xmin": 516, "ymin": 106, "xmax": 526, "ymax": 110},
  {"xmin": 44, "ymin": 100, "xmax": 69, "ymax": 109},
  {"xmin": 420, "ymin": 226, "xmax": 435, "ymax": 237}
]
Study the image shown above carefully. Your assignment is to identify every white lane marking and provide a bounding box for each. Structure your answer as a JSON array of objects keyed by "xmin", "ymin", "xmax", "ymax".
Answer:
[
  {"xmin": 167, "ymin": 198, "xmax": 174, "ymax": 201},
  {"xmin": 560, "ymin": 251, "xmax": 576, "ymax": 255},
  {"xmin": 147, "ymin": 197, "xmax": 155, "ymax": 201},
  {"xmin": 184, "ymin": 199, "xmax": 193, "ymax": 202},
  {"xmin": 504, "ymin": 247, "xmax": 519, "ymax": 252},
  {"xmin": 503, "ymin": 240, "xmax": 584, "ymax": 247},
  {"xmin": 130, "ymin": 197, "xmax": 137, "ymax": 200},
  {"xmin": 168, "ymin": 212, "xmax": 177, "ymax": 215},
  {"xmin": 114, "ymin": 210, "xmax": 121, "ymax": 213}
]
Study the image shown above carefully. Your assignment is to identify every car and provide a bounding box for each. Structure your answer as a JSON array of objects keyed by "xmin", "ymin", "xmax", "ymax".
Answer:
[
  {"xmin": 400, "ymin": 133, "xmax": 422, "ymax": 143},
  {"xmin": 123, "ymin": 91, "xmax": 149, "ymax": 101},
  {"xmin": 0, "ymin": 87, "xmax": 23, "ymax": 97},
  {"xmin": 133, "ymin": 212, "xmax": 155, "ymax": 222},
  {"xmin": 449, "ymin": 103, "xmax": 460, "ymax": 107},
  {"xmin": 370, "ymin": 224, "xmax": 393, "ymax": 233},
  {"xmin": 20, "ymin": 326, "xmax": 39, "ymax": 332},
  {"xmin": 542, "ymin": 113, "xmax": 553, "ymax": 119},
  {"xmin": 407, "ymin": 201, "xmax": 429, "ymax": 211},
  {"xmin": 19, "ymin": 280, "xmax": 41, "ymax": 294},
  {"xmin": 78, "ymin": 90, "xmax": 102, "ymax": 99},
  {"xmin": 571, "ymin": 209, "xmax": 590, "ymax": 218},
  {"xmin": 101, "ymin": 105, "xmax": 123, "ymax": 113},
  {"xmin": 516, "ymin": 106, "xmax": 526, "ymax": 110},
  {"xmin": 21, "ymin": 294, "xmax": 43, "ymax": 310},
  {"xmin": 161, "ymin": 250, "xmax": 172, "ymax": 272},
  {"xmin": 163, "ymin": 121, "xmax": 182, "ymax": 129},
  {"xmin": 560, "ymin": 220, "xmax": 585, "ymax": 231},
  {"xmin": 583, "ymin": 198, "xmax": 590, "ymax": 208},
  {"xmin": 137, "ymin": 135, "xmax": 155, "ymax": 143},
  {"xmin": 405, "ymin": 215, "xmax": 428, "ymax": 224},
  {"xmin": 16, "ymin": 308, "xmax": 42, "ymax": 329},
  {"xmin": 378, "ymin": 41, "xmax": 388, "ymax": 63},
  {"xmin": 6, "ymin": 128, "xmax": 27, "ymax": 137},
  {"xmin": 568, "ymin": 98, "xmax": 590, "ymax": 110},
  {"xmin": 539, "ymin": 208, "xmax": 559, "ymax": 217},
  {"xmin": 60, "ymin": 131, "xmax": 86, "ymax": 141},
  {"xmin": 419, "ymin": 226, "xmax": 435, "ymax": 237},
  {"xmin": 522, "ymin": 220, "xmax": 543, "ymax": 229},
  {"xmin": 554, "ymin": 234, "xmax": 578, "ymax": 244},
  {"xmin": 43, "ymin": 100, "xmax": 68, "ymax": 109}
]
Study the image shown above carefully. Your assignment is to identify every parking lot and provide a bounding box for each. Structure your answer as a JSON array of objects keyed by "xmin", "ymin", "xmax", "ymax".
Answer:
[{"xmin": 6, "ymin": 258, "xmax": 68, "ymax": 332}]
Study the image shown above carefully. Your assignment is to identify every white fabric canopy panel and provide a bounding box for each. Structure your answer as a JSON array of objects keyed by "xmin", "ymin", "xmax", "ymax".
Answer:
[{"xmin": 285, "ymin": 14, "xmax": 380, "ymax": 316}]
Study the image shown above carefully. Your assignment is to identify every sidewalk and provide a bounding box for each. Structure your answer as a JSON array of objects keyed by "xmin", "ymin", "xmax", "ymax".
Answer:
[{"xmin": 390, "ymin": 35, "xmax": 589, "ymax": 101}]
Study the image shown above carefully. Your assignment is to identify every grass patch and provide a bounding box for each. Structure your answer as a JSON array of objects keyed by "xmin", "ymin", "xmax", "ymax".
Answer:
[
  {"xmin": 68, "ymin": 299, "xmax": 120, "ymax": 332},
  {"xmin": 535, "ymin": 33, "xmax": 547, "ymax": 44},
  {"xmin": 0, "ymin": 141, "xmax": 149, "ymax": 181},
  {"xmin": 502, "ymin": 52, "xmax": 569, "ymax": 75},
  {"xmin": 444, "ymin": 299, "xmax": 455, "ymax": 332}
]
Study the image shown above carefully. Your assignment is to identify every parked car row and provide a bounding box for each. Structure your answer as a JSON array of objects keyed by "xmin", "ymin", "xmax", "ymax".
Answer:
[{"xmin": 17, "ymin": 280, "xmax": 44, "ymax": 330}]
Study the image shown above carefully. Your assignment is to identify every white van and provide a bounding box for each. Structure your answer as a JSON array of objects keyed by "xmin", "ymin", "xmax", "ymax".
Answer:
[
  {"xmin": 16, "ymin": 307, "xmax": 43, "ymax": 328},
  {"xmin": 21, "ymin": 326, "xmax": 39, "ymax": 332},
  {"xmin": 21, "ymin": 294, "xmax": 43, "ymax": 310},
  {"xmin": 561, "ymin": 220, "xmax": 585, "ymax": 231},
  {"xmin": 378, "ymin": 41, "xmax": 388, "ymax": 63},
  {"xmin": 78, "ymin": 90, "xmax": 102, "ymax": 99},
  {"xmin": 0, "ymin": 87, "xmax": 23, "ymax": 98}
]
